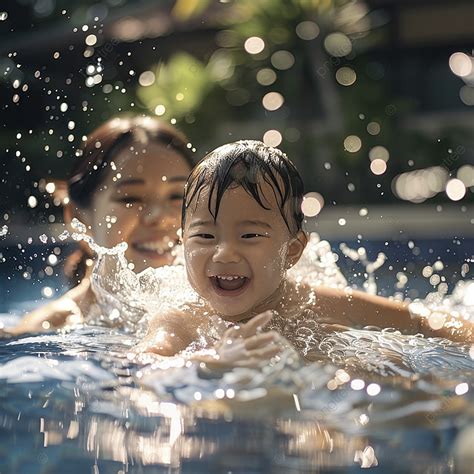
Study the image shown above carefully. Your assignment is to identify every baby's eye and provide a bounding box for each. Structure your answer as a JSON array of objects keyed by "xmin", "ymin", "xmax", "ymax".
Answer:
[
  {"xmin": 242, "ymin": 233, "xmax": 264, "ymax": 239},
  {"xmin": 193, "ymin": 233, "xmax": 214, "ymax": 239}
]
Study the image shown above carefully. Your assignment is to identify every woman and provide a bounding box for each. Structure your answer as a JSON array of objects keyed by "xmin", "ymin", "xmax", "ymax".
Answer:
[{"xmin": 5, "ymin": 115, "xmax": 194, "ymax": 335}]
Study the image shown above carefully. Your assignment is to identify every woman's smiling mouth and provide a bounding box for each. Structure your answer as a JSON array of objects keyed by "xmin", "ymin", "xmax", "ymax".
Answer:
[
  {"xmin": 132, "ymin": 239, "xmax": 175, "ymax": 258},
  {"xmin": 210, "ymin": 275, "xmax": 250, "ymax": 296}
]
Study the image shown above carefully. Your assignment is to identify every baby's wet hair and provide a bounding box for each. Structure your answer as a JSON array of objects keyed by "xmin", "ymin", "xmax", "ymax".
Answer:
[{"xmin": 182, "ymin": 140, "xmax": 304, "ymax": 233}]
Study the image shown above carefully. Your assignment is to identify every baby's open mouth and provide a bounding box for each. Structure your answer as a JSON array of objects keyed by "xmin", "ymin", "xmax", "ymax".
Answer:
[{"xmin": 210, "ymin": 275, "xmax": 249, "ymax": 294}]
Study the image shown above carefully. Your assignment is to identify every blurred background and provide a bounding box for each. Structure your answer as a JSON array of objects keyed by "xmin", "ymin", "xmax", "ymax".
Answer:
[{"xmin": 0, "ymin": 0, "xmax": 473, "ymax": 312}]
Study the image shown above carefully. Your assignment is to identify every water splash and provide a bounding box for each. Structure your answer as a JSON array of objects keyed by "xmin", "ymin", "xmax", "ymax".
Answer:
[
  {"xmin": 288, "ymin": 233, "xmax": 347, "ymax": 288},
  {"xmin": 67, "ymin": 218, "xmax": 198, "ymax": 336},
  {"xmin": 58, "ymin": 224, "xmax": 474, "ymax": 381},
  {"xmin": 339, "ymin": 243, "xmax": 386, "ymax": 294}
]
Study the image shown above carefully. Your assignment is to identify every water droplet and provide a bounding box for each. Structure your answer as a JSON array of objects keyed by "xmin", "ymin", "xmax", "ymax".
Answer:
[{"xmin": 27, "ymin": 196, "xmax": 38, "ymax": 208}]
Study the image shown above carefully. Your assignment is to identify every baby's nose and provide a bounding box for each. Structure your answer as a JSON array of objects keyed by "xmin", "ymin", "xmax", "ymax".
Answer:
[{"xmin": 212, "ymin": 243, "xmax": 240, "ymax": 263}]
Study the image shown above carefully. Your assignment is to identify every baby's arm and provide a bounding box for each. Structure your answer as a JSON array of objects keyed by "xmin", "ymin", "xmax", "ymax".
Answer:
[
  {"xmin": 313, "ymin": 286, "xmax": 473, "ymax": 343},
  {"xmin": 136, "ymin": 310, "xmax": 286, "ymax": 367},
  {"xmin": 137, "ymin": 309, "xmax": 198, "ymax": 356}
]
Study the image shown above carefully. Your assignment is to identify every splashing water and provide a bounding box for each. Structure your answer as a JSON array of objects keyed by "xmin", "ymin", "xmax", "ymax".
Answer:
[
  {"xmin": 0, "ymin": 224, "xmax": 473, "ymax": 471},
  {"xmin": 339, "ymin": 242, "xmax": 386, "ymax": 294},
  {"xmin": 59, "ymin": 222, "xmax": 474, "ymax": 379},
  {"xmin": 68, "ymin": 218, "xmax": 199, "ymax": 336},
  {"xmin": 288, "ymin": 234, "xmax": 347, "ymax": 288}
]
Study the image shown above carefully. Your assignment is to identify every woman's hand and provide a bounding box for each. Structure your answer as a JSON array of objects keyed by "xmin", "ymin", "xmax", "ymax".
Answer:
[{"xmin": 2, "ymin": 300, "xmax": 82, "ymax": 337}]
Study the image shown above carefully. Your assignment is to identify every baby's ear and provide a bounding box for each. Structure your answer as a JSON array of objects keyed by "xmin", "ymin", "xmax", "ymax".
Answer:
[{"xmin": 287, "ymin": 230, "xmax": 308, "ymax": 268}]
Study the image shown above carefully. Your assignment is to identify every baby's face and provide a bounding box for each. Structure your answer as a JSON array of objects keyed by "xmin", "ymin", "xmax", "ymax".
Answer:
[{"xmin": 183, "ymin": 184, "xmax": 298, "ymax": 321}]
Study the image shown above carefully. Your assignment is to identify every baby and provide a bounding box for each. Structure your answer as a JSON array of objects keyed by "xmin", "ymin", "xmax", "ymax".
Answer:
[{"xmin": 139, "ymin": 140, "xmax": 473, "ymax": 361}]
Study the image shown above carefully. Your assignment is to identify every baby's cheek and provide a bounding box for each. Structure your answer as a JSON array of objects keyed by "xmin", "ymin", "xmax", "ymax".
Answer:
[{"xmin": 184, "ymin": 248, "xmax": 202, "ymax": 263}]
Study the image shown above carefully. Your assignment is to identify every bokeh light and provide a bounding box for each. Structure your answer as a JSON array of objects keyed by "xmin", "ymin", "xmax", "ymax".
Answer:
[
  {"xmin": 45, "ymin": 182, "xmax": 55, "ymax": 194},
  {"xmin": 27, "ymin": 196, "xmax": 37, "ymax": 208},
  {"xmin": 271, "ymin": 51, "xmax": 295, "ymax": 70},
  {"xmin": 449, "ymin": 52, "xmax": 473, "ymax": 77},
  {"xmin": 335, "ymin": 67, "xmax": 356, "ymax": 86},
  {"xmin": 344, "ymin": 135, "xmax": 362, "ymax": 153},
  {"xmin": 367, "ymin": 122, "xmax": 380, "ymax": 135},
  {"xmin": 366, "ymin": 383, "xmax": 381, "ymax": 396},
  {"xmin": 256, "ymin": 68, "xmax": 277, "ymax": 86},
  {"xmin": 428, "ymin": 312, "xmax": 446, "ymax": 330},
  {"xmin": 295, "ymin": 21, "xmax": 320, "ymax": 41},
  {"xmin": 459, "ymin": 85, "xmax": 474, "ymax": 106},
  {"xmin": 154, "ymin": 104, "xmax": 166, "ymax": 116},
  {"xmin": 244, "ymin": 36, "xmax": 265, "ymax": 55},
  {"xmin": 263, "ymin": 129, "xmax": 282, "ymax": 147},
  {"xmin": 138, "ymin": 71, "xmax": 156, "ymax": 87},
  {"xmin": 446, "ymin": 178, "xmax": 466, "ymax": 201},
  {"xmin": 85, "ymin": 34, "xmax": 97, "ymax": 46},
  {"xmin": 457, "ymin": 165, "xmax": 474, "ymax": 186},
  {"xmin": 351, "ymin": 379, "xmax": 365, "ymax": 390},
  {"xmin": 301, "ymin": 192, "xmax": 324, "ymax": 217},
  {"xmin": 369, "ymin": 146, "xmax": 389, "ymax": 162},
  {"xmin": 370, "ymin": 159, "xmax": 387, "ymax": 175},
  {"xmin": 324, "ymin": 32, "xmax": 352, "ymax": 57},
  {"xmin": 262, "ymin": 92, "xmax": 284, "ymax": 111},
  {"xmin": 393, "ymin": 167, "xmax": 449, "ymax": 203},
  {"xmin": 455, "ymin": 382, "xmax": 469, "ymax": 395}
]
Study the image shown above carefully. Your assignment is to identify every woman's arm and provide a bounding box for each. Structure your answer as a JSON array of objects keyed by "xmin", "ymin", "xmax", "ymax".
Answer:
[
  {"xmin": 2, "ymin": 279, "xmax": 89, "ymax": 336},
  {"xmin": 313, "ymin": 285, "xmax": 473, "ymax": 343}
]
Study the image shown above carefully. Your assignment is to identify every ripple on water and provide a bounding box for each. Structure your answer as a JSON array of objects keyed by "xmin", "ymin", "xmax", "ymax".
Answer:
[{"xmin": 0, "ymin": 230, "xmax": 473, "ymax": 471}]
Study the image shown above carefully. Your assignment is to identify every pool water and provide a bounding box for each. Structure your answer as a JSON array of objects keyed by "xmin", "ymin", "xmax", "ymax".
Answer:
[{"xmin": 0, "ymin": 234, "xmax": 473, "ymax": 473}]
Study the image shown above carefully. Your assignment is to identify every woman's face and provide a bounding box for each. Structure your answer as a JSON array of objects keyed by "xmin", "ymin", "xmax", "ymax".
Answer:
[{"xmin": 80, "ymin": 142, "xmax": 191, "ymax": 272}]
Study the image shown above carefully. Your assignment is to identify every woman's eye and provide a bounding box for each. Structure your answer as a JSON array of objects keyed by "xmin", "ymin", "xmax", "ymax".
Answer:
[{"xmin": 115, "ymin": 197, "xmax": 143, "ymax": 205}]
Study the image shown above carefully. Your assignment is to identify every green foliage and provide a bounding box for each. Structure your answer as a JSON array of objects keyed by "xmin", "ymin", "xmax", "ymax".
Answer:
[
  {"xmin": 132, "ymin": 0, "xmax": 472, "ymax": 204},
  {"xmin": 137, "ymin": 53, "xmax": 213, "ymax": 120}
]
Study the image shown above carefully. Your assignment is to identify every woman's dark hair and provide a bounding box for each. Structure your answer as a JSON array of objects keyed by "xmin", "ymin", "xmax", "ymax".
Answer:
[
  {"xmin": 182, "ymin": 140, "xmax": 304, "ymax": 234},
  {"xmin": 68, "ymin": 115, "xmax": 194, "ymax": 208},
  {"xmin": 65, "ymin": 115, "xmax": 194, "ymax": 284}
]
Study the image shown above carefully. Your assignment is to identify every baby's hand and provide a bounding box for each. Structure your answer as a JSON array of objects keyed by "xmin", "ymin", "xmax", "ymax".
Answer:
[{"xmin": 201, "ymin": 311, "xmax": 285, "ymax": 370}]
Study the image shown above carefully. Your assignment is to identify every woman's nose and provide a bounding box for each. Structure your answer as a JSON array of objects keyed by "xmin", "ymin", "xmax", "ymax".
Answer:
[
  {"xmin": 212, "ymin": 242, "xmax": 241, "ymax": 263},
  {"xmin": 142, "ymin": 203, "xmax": 177, "ymax": 227}
]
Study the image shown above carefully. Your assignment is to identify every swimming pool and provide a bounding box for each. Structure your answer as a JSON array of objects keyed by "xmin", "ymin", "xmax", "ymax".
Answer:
[{"xmin": 0, "ymin": 236, "xmax": 473, "ymax": 473}]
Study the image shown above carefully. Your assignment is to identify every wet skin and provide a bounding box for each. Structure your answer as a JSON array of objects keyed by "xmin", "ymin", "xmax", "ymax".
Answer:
[{"xmin": 183, "ymin": 185, "xmax": 306, "ymax": 321}]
